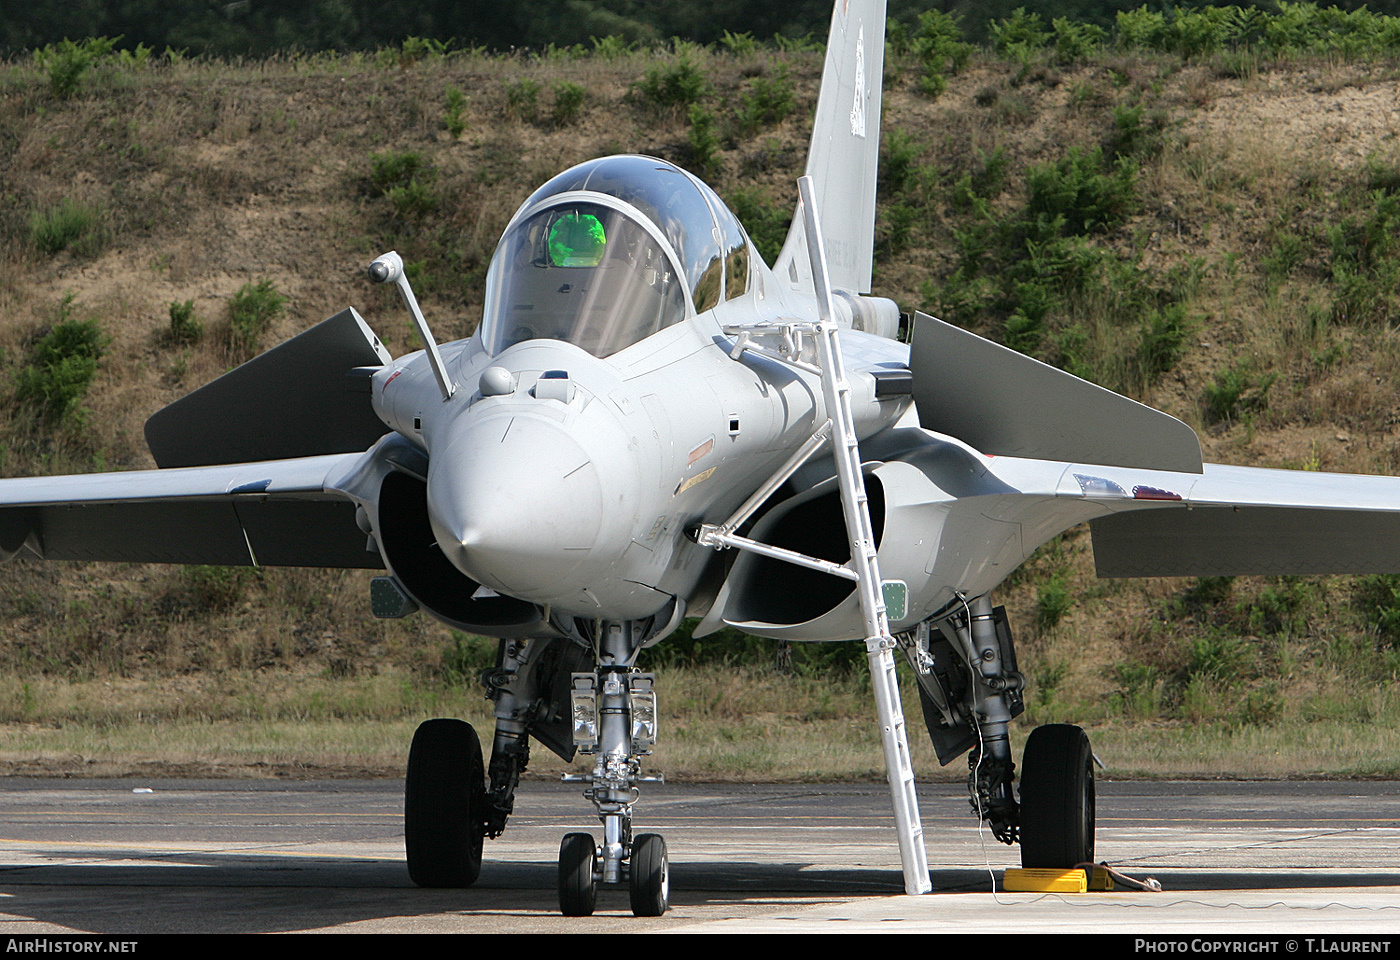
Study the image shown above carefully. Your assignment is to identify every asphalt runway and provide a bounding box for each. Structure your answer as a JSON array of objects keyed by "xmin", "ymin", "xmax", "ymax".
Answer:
[{"xmin": 0, "ymin": 778, "xmax": 1398, "ymax": 933}]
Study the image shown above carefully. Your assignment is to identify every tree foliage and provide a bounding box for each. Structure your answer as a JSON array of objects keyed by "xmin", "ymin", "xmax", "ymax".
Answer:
[
  {"xmin": 10, "ymin": 2, "xmax": 1400, "ymax": 57},
  {"xmin": 0, "ymin": 0, "xmax": 841, "ymax": 57}
]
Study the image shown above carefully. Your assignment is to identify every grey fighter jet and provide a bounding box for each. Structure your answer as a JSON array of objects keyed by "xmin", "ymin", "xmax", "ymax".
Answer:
[{"xmin": 6, "ymin": 0, "xmax": 1400, "ymax": 916}]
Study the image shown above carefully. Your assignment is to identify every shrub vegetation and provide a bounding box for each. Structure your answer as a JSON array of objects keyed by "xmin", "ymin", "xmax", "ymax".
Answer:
[{"xmin": 4, "ymin": 5, "xmax": 1400, "ymax": 774}]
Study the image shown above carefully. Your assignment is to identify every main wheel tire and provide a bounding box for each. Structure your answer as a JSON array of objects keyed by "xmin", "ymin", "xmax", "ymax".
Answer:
[
  {"xmin": 404, "ymin": 718, "xmax": 486, "ymax": 888},
  {"xmin": 629, "ymin": 833, "xmax": 669, "ymax": 917},
  {"xmin": 559, "ymin": 832, "xmax": 598, "ymax": 916},
  {"xmin": 1018, "ymin": 723, "xmax": 1095, "ymax": 869}
]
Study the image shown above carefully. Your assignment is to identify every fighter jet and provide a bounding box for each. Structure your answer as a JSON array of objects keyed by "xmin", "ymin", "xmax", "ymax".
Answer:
[{"xmin": 7, "ymin": 0, "xmax": 1400, "ymax": 917}]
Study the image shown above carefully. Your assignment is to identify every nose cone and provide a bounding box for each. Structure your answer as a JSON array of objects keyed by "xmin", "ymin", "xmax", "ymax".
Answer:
[{"xmin": 427, "ymin": 415, "xmax": 605, "ymax": 597}]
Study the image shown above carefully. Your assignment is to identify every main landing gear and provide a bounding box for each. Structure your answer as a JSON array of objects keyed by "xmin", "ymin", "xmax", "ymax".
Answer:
[
  {"xmin": 404, "ymin": 718, "xmax": 487, "ymax": 888},
  {"xmin": 1019, "ymin": 723, "xmax": 1094, "ymax": 869},
  {"xmin": 404, "ymin": 596, "xmax": 1097, "ymax": 906},
  {"xmin": 403, "ymin": 621, "xmax": 671, "ymax": 916},
  {"xmin": 903, "ymin": 595, "xmax": 1096, "ymax": 871}
]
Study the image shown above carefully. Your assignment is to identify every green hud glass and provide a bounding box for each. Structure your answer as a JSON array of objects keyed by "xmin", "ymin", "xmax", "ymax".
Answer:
[{"xmin": 548, "ymin": 213, "xmax": 607, "ymax": 267}]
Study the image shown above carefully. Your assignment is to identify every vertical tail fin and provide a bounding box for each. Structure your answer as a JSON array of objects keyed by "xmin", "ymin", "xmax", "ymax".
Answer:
[{"xmin": 773, "ymin": 0, "xmax": 886, "ymax": 295}]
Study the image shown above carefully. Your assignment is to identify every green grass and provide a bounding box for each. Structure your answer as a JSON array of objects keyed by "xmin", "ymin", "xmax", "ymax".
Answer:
[
  {"xmin": 503, "ymin": 78, "xmax": 540, "ymax": 122},
  {"xmin": 734, "ymin": 65, "xmax": 794, "ymax": 134},
  {"xmin": 908, "ymin": 9, "xmax": 973, "ymax": 98},
  {"xmin": 166, "ymin": 299, "xmax": 201, "ymax": 345},
  {"xmin": 631, "ymin": 47, "xmax": 710, "ymax": 109},
  {"xmin": 227, "ymin": 279, "xmax": 286, "ymax": 354},
  {"xmin": 1203, "ymin": 363, "xmax": 1276, "ymax": 423},
  {"xmin": 444, "ymin": 86, "xmax": 467, "ymax": 138},
  {"xmin": 29, "ymin": 199, "xmax": 103, "ymax": 256},
  {"xmin": 369, "ymin": 149, "xmax": 428, "ymax": 193},
  {"xmin": 687, "ymin": 104, "xmax": 719, "ymax": 175},
  {"xmin": 12, "ymin": 300, "xmax": 108, "ymax": 425},
  {"xmin": 551, "ymin": 81, "xmax": 586, "ymax": 126},
  {"xmin": 33, "ymin": 36, "xmax": 118, "ymax": 99}
]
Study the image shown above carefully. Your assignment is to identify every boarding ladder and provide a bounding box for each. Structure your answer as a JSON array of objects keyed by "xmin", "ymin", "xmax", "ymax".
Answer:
[{"xmin": 699, "ymin": 177, "xmax": 931, "ymax": 896}]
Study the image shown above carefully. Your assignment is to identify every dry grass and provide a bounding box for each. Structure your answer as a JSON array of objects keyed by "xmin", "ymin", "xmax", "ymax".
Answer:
[
  {"xmin": 0, "ymin": 665, "xmax": 951, "ymax": 781},
  {"xmin": 1, "ymin": 47, "xmax": 1400, "ymax": 779},
  {"xmin": 9, "ymin": 663, "xmax": 1400, "ymax": 781}
]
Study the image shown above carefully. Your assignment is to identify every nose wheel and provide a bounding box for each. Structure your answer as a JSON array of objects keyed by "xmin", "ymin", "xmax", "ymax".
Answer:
[
  {"xmin": 629, "ymin": 833, "xmax": 669, "ymax": 916},
  {"xmin": 556, "ymin": 831, "xmax": 670, "ymax": 917},
  {"xmin": 556, "ymin": 619, "xmax": 670, "ymax": 916},
  {"xmin": 558, "ymin": 832, "xmax": 599, "ymax": 916}
]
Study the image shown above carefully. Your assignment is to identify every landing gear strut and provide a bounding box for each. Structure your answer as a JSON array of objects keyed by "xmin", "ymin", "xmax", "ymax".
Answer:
[
  {"xmin": 557, "ymin": 620, "xmax": 668, "ymax": 916},
  {"xmin": 905, "ymin": 596, "xmax": 1097, "ymax": 870}
]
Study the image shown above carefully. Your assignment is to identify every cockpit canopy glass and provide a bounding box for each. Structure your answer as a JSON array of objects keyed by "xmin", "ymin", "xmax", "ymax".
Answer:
[
  {"xmin": 481, "ymin": 201, "xmax": 687, "ymax": 359},
  {"xmin": 481, "ymin": 156, "xmax": 750, "ymax": 359}
]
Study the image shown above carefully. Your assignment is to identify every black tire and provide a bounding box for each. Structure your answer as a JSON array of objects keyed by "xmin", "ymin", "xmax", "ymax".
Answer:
[
  {"xmin": 629, "ymin": 833, "xmax": 669, "ymax": 917},
  {"xmin": 1018, "ymin": 723, "xmax": 1095, "ymax": 869},
  {"xmin": 404, "ymin": 718, "xmax": 486, "ymax": 888},
  {"xmin": 559, "ymin": 832, "xmax": 598, "ymax": 916}
]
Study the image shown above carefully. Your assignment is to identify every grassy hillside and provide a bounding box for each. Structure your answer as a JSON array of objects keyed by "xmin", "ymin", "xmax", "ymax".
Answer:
[{"xmin": 5, "ymin": 27, "xmax": 1400, "ymax": 778}]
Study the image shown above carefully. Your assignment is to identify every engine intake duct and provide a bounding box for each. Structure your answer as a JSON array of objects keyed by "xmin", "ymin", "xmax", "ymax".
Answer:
[
  {"xmin": 721, "ymin": 472, "xmax": 885, "ymax": 639},
  {"xmin": 710, "ymin": 457, "xmax": 958, "ymax": 642},
  {"xmin": 376, "ymin": 471, "xmax": 545, "ymax": 635}
]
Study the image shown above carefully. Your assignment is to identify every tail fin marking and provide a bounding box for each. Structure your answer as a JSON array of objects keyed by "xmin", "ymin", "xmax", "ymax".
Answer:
[{"xmin": 774, "ymin": 0, "xmax": 887, "ymax": 296}]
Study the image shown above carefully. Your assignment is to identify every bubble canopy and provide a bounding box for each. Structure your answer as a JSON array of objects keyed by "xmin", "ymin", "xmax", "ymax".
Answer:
[{"xmin": 481, "ymin": 156, "xmax": 749, "ymax": 359}]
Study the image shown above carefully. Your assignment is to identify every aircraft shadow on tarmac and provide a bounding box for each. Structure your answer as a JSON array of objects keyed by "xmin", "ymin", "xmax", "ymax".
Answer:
[{"xmin": 4, "ymin": 854, "xmax": 1400, "ymax": 933}]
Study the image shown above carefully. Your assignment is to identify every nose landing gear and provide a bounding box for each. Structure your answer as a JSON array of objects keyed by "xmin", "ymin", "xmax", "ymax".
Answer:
[
  {"xmin": 557, "ymin": 620, "xmax": 669, "ymax": 917},
  {"xmin": 403, "ymin": 620, "xmax": 673, "ymax": 917},
  {"xmin": 558, "ymin": 830, "xmax": 670, "ymax": 918}
]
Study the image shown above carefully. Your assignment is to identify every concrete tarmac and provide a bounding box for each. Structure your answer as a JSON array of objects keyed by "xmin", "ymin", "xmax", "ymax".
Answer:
[{"xmin": 0, "ymin": 778, "xmax": 1397, "ymax": 933}]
